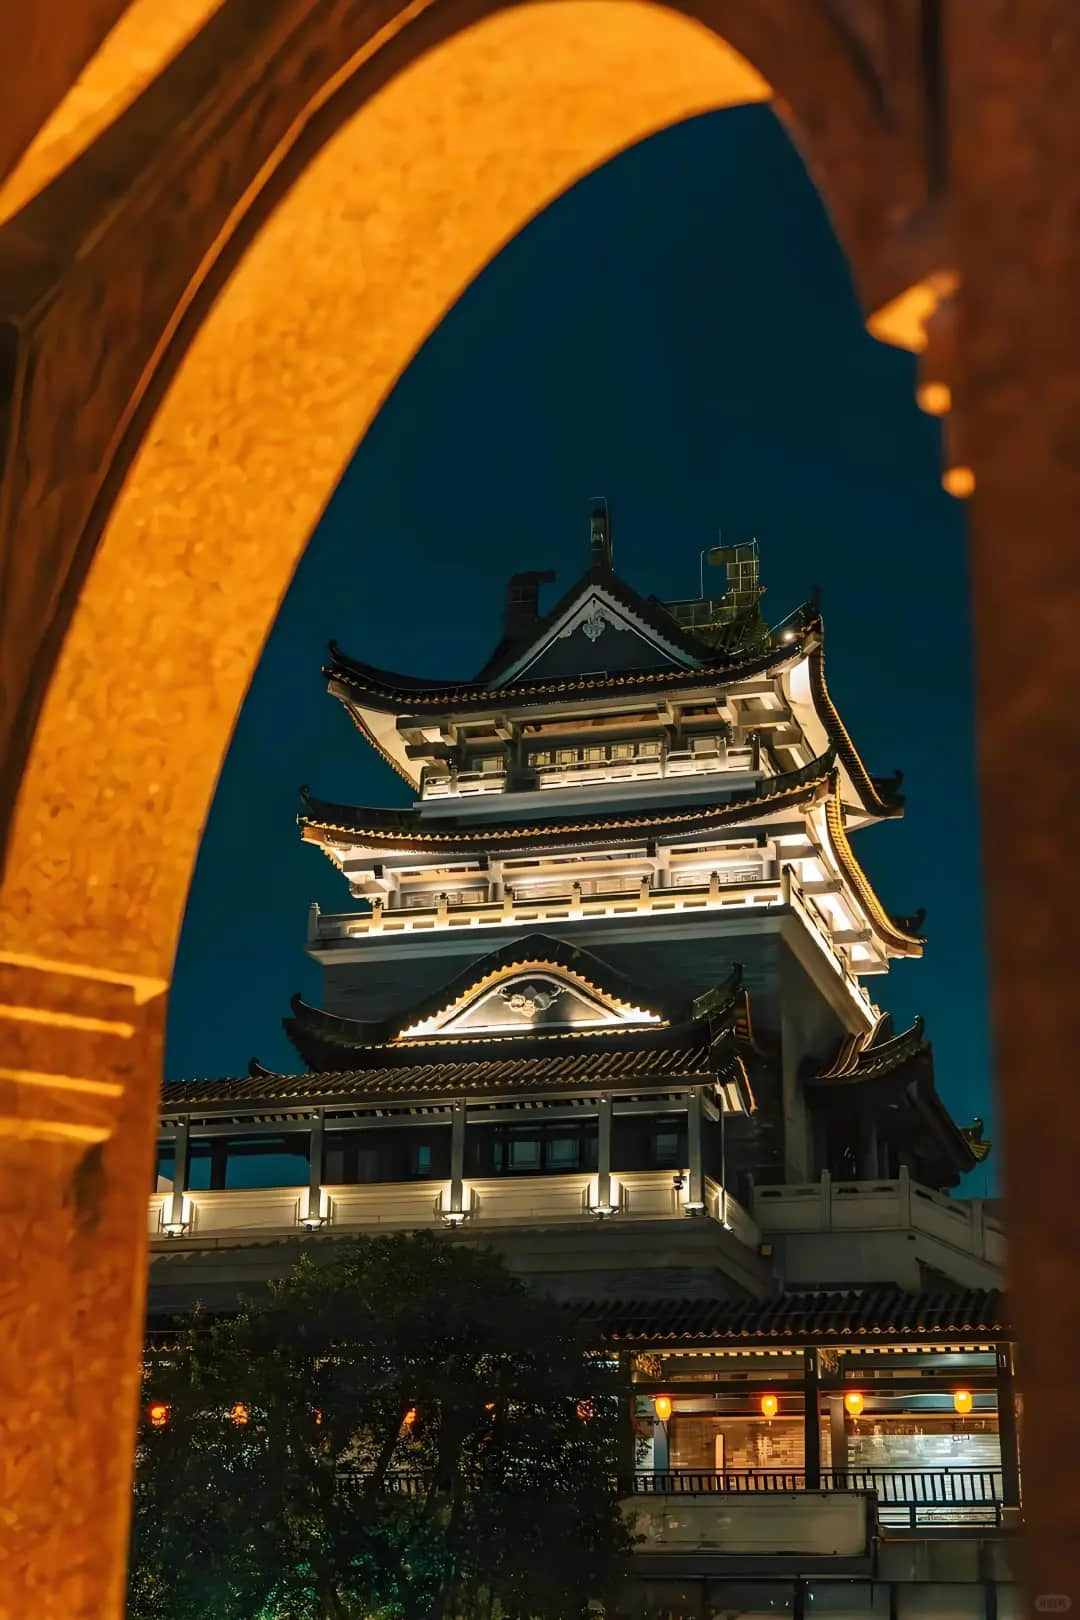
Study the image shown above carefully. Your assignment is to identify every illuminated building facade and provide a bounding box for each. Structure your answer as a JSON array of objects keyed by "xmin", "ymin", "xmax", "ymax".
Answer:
[{"xmin": 151, "ymin": 506, "xmax": 1016, "ymax": 1616}]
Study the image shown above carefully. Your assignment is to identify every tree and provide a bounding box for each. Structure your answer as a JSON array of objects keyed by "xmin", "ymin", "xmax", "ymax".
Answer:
[{"xmin": 129, "ymin": 1233, "xmax": 632, "ymax": 1619}]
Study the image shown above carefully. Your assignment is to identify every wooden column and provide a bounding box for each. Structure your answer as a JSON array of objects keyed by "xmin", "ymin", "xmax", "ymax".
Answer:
[
  {"xmin": 995, "ymin": 1342, "xmax": 1021, "ymax": 1511},
  {"xmin": 829, "ymin": 1394, "xmax": 848, "ymax": 1485},
  {"xmin": 803, "ymin": 1349, "xmax": 821, "ymax": 1488}
]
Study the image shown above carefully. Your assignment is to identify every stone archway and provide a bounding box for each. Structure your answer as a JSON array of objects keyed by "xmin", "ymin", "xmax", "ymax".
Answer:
[{"xmin": 1, "ymin": 2, "xmax": 1078, "ymax": 1614}]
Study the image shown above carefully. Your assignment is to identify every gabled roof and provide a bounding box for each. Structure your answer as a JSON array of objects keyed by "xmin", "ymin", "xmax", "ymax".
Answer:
[
  {"xmin": 567, "ymin": 1287, "xmax": 1009, "ymax": 1346},
  {"xmin": 284, "ymin": 933, "xmax": 690, "ymax": 1065},
  {"xmin": 807, "ymin": 646, "xmax": 904, "ymax": 819},
  {"xmin": 476, "ymin": 561, "xmax": 709, "ymax": 687},
  {"xmin": 299, "ymin": 751, "xmax": 833, "ymax": 854}
]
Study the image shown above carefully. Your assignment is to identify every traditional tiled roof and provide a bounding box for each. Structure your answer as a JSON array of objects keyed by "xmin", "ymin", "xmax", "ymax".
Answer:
[
  {"xmin": 814, "ymin": 1016, "xmax": 929, "ymax": 1082},
  {"xmin": 160, "ymin": 1034, "xmax": 729, "ymax": 1114},
  {"xmin": 822, "ymin": 784, "xmax": 924, "ymax": 955},
  {"xmin": 570, "ymin": 1288, "xmax": 1009, "ymax": 1346},
  {"xmin": 808, "ymin": 645, "xmax": 904, "ymax": 819},
  {"xmin": 299, "ymin": 752, "xmax": 833, "ymax": 851},
  {"xmin": 324, "ymin": 629, "xmax": 808, "ymax": 714}
]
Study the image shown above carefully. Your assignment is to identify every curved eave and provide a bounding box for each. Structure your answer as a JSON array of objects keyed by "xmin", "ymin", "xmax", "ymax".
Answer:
[
  {"xmin": 812, "ymin": 1016, "xmax": 928, "ymax": 1082},
  {"xmin": 823, "ymin": 783, "xmax": 925, "ymax": 956},
  {"xmin": 298, "ymin": 760, "xmax": 832, "ymax": 854},
  {"xmin": 324, "ymin": 634, "xmax": 809, "ymax": 715},
  {"xmin": 806, "ymin": 645, "xmax": 904, "ymax": 821}
]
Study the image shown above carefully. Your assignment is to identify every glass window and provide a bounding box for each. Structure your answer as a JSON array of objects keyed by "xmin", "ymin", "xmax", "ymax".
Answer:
[
  {"xmin": 613, "ymin": 742, "xmax": 635, "ymax": 760},
  {"xmin": 638, "ymin": 739, "xmax": 661, "ymax": 757},
  {"xmin": 706, "ymin": 1582, "xmax": 795, "ymax": 1618},
  {"xmin": 556, "ymin": 748, "xmax": 577, "ymax": 765},
  {"xmin": 584, "ymin": 746, "xmax": 605, "ymax": 762},
  {"xmin": 187, "ymin": 1133, "xmax": 310, "ymax": 1190},
  {"xmin": 478, "ymin": 755, "xmax": 502, "ymax": 773},
  {"xmin": 804, "ymin": 1584, "xmax": 890, "ymax": 1618},
  {"xmin": 530, "ymin": 750, "xmax": 551, "ymax": 767},
  {"xmin": 155, "ymin": 1142, "xmax": 175, "ymax": 1191},
  {"xmin": 896, "ymin": 1587, "xmax": 986, "ymax": 1619},
  {"xmin": 411, "ymin": 1142, "xmax": 433, "ymax": 1176},
  {"xmin": 324, "ymin": 1128, "xmax": 449, "ymax": 1184},
  {"xmin": 547, "ymin": 1136, "xmax": 581, "ymax": 1169},
  {"xmin": 509, "ymin": 1137, "xmax": 541, "ymax": 1169},
  {"xmin": 654, "ymin": 1130, "xmax": 682, "ymax": 1166}
]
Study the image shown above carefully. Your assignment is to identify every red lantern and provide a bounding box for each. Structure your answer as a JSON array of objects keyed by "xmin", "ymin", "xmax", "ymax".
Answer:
[
  {"xmin": 759, "ymin": 1393, "xmax": 779, "ymax": 1419},
  {"xmin": 230, "ymin": 1402, "xmax": 250, "ymax": 1426},
  {"xmin": 148, "ymin": 1401, "xmax": 169, "ymax": 1429}
]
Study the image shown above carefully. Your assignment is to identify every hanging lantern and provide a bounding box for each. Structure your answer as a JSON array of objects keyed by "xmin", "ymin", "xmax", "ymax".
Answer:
[
  {"xmin": 953, "ymin": 1389, "xmax": 974, "ymax": 1416},
  {"xmin": 230, "ymin": 1402, "xmax": 250, "ymax": 1426},
  {"xmin": 147, "ymin": 1401, "xmax": 169, "ymax": 1429},
  {"xmin": 843, "ymin": 1391, "xmax": 864, "ymax": 1418},
  {"xmin": 577, "ymin": 1399, "xmax": 595, "ymax": 1422},
  {"xmin": 654, "ymin": 1395, "xmax": 672, "ymax": 1422},
  {"xmin": 402, "ymin": 1407, "xmax": 418, "ymax": 1428},
  {"xmin": 759, "ymin": 1393, "xmax": 779, "ymax": 1419}
]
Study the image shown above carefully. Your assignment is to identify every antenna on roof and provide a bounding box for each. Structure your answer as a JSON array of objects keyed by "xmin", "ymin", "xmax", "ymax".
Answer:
[{"xmin": 589, "ymin": 497, "xmax": 612, "ymax": 572}]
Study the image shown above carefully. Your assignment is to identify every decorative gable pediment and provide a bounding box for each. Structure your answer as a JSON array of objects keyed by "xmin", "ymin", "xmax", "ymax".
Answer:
[
  {"xmin": 491, "ymin": 584, "xmax": 697, "ymax": 687},
  {"xmin": 395, "ymin": 961, "xmax": 664, "ymax": 1041}
]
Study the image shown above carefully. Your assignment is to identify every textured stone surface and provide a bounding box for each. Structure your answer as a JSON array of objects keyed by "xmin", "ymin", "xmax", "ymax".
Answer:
[{"xmin": 0, "ymin": 0, "xmax": 1076, "ymax": 1612}]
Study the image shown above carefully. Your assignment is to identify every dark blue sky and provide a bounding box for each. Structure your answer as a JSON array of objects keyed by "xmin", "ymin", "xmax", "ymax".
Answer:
[{"xmin": 167, "ymin": 106, "xmax": 992, "ymax": 1185}]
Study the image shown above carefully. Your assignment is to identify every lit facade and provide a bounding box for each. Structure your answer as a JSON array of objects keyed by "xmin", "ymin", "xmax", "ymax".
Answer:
[{"xmin": 151, "ymin": 507, "xmax": 1015, "ymax": 1616}]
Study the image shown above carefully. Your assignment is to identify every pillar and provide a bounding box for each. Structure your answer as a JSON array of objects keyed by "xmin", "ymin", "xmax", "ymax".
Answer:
[
  {"xmin": 803, "ymin": 1348, "xmax": 821, "ymax": 1488},
  {"xmin": 445, "ymin": 1101, "xmax": 466, "ymax": 1221},
  {"xmin": 302, "ymin": 1109, "xmax": 325, "ymax": 1226},
  {"xmin": 685, "ymin": 1088, "xmax": 705, "ymax": 1211},
  {"xmin": 995, "ymin": 1341, "xmax": 1021, "ymax": 1512},
  {"xmin": 595, "ymin": 1095, "xmax": 614, "ymax": 1214},
  {"xmin": 829, "ymin": 1395, "xmax": 848, "ymax": 1486},
  {"xmin": 162, "ymin": 1116, "xmax": 190, "ymax": 1233}
]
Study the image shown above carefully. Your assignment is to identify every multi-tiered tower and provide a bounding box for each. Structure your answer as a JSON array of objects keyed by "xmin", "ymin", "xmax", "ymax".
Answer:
[{"xmin": 157, "ymin": 503, "xmax": 985, "ymax": 1306}]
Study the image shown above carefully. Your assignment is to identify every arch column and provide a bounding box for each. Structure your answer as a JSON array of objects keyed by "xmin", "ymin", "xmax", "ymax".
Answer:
[{"xmin": 0, "ymin": 958, "xmax": 164, "ymax": 1617}]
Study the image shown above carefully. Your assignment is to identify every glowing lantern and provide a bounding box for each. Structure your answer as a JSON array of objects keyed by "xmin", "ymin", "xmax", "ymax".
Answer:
[
  {"xmin": 953, "ymin": 1389, "xmax": 974, "ymax": 1416},
  {"xmin": 843, "ymin": 1391, "xmax": 864, "ymax": 1418},
  {"xmin": 313, "ymin": 1409, "xmax": 323, "ymax": 1426},
  {"xmin": 230, "ymin": 1402, "xmax": 250, "ymax": 1426},
  {"xmin": 402, "ymin": 1407, "xmax": 417, "ymax": 1428},
  {"xmin": 654, "ymin": 1395, "xmax": 672, "ymax": 1422},
  {"xmin": 759, "ymin": 1393, "xmax": 779, "ymax": 1419},
  {"xmin": 577, "ymin": 1399, "xmax": 595, "ymax": 1422},
  {"xmin": 148, "ymin": 1402, "xmax": 169, "ymax": 1429}
]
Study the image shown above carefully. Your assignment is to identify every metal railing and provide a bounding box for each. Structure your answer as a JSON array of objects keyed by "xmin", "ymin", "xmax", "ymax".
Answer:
[{"xmin": 634, "ymin": 1468, "xmax": 1008, "ymax": 1529}]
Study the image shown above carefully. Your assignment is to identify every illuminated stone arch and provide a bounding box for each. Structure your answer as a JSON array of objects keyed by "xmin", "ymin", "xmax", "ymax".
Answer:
[{"xmin": 1, "ymin": 2, "xmax": 1074, "ymax": 1615}]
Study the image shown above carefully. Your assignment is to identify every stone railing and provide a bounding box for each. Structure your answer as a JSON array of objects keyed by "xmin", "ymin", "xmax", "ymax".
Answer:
[
  {"xmin": 149, "ymin": 1169, "xmax": 757, "ymax": 1245},
  {"xmin": 310, "ymin": 875, "xmax": 786, "ymax": 944},
  {"xmin": 753, "ymin": 1170, "xmax": 1005, "ymax": 1270}
]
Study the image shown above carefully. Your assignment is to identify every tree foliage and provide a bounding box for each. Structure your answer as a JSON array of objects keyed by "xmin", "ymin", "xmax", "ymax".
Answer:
[{"xmin": 129, "ymin": 1233, "xmax": 632, "ymax": 1619}]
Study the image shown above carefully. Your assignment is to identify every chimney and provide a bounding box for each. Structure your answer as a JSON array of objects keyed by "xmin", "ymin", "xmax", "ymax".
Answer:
[
  {"xmin": 589, "ymin": 498, "xmax": 612, "ymax": 572},
  {"xmin": 504, "ymin": 570, "xmax": 555, "ymax": 636}
]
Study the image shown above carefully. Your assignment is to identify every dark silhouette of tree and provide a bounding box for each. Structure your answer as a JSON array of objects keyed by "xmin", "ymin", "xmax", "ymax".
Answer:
[{"xmin": 129, "ymin": 1233, "xmax": 631, "ymax": 1618}]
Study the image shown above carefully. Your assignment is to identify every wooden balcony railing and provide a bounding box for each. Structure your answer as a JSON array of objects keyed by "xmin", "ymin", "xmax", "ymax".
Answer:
[
  {"xmin": 634, "ymin": 1468, "xmax": 1009, "ymax": 1529},
  {"xmin": 335, "ymin": 1467, "xmax": 1012, "ymax": 1529}
]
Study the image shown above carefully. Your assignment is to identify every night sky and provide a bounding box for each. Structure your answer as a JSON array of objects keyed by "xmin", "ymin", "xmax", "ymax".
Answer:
[{"xmin": 167, "ymin": 106, "xmax": 992, "ymax": 1187}]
